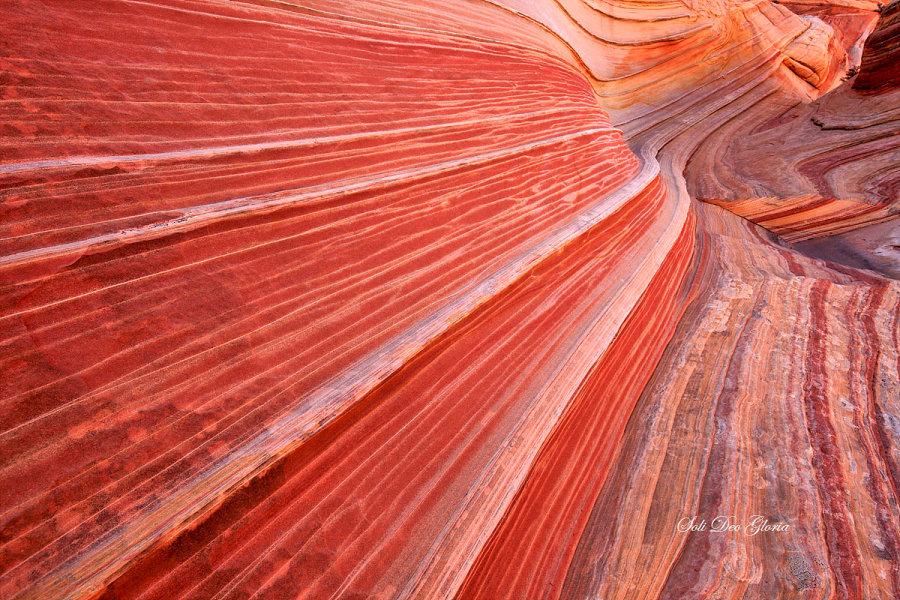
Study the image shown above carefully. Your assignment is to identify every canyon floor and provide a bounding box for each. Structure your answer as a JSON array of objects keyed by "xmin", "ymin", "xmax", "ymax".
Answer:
[{"xmin": 0, "ymin": 0, "xmax": 898, "ymax": 599}]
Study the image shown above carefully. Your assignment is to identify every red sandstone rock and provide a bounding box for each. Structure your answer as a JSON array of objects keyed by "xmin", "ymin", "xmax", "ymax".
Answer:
[
  {"xmin": 0, "ymin": 0, "xmax": 897, "ymax": 599},
  {"xmin": 854, "ymin": 0, "xmax": 900, "ymax": 90}
]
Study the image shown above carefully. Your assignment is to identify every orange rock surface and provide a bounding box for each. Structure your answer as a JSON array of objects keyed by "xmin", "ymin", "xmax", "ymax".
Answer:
[{"xmin": 0, "ymin": 0, "xmax": 897, "ymax": 599}]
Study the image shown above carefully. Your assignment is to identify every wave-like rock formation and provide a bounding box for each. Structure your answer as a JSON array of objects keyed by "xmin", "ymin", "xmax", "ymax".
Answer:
[
  {"xmin": 854, "ymin": 0, "xmax": 900, "ymax": 91},
  {"xmin": 0, "ymin": 0, "xmax": 897, "ymax": 598}
]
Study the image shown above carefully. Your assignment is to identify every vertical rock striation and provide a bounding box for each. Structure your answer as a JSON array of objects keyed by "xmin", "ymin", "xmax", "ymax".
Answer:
[{"xmin": 854, "ymin": 0, "xmax": 900, "ymax": 91}]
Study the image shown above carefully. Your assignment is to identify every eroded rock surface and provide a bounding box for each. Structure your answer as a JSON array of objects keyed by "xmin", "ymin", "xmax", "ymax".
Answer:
[{"xmin": 0, "ymin": 0, "xmax": 897, "ymax": 599}]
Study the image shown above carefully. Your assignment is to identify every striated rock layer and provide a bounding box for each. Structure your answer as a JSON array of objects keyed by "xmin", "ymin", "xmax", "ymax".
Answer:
[
  {"xmin": 853, "ymin": 0, "xmax": 900, "ymax": 91},
  {"xmin": 0, "ymin": 0, "xmax": 897, "ymax": 599}
]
